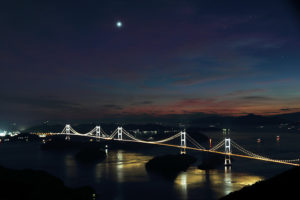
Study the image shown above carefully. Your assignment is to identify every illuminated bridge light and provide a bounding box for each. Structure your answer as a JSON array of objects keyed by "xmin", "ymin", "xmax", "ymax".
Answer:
[{"xmin": 50, "ymin": 124, "xmax": 300, "ymax": 167}]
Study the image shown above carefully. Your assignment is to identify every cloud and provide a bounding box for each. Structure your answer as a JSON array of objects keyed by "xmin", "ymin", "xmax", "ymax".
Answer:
[
  {"xmin": 0, "ymin": 95, "xmax": 81, "ymax": 110},
  {"xmin": 240, "ymin": 96, "xmax": 273, "ymax": 101},
  {"xmin": 280, "ymin": 108, "xmax": 300, "ymax": 112},
  {"xmin": 227, "ymin": 89, "xmax": 266, "ymax": 96},
  {"xmin": 256, "ymin": 78, "xmax": 295, "ymax": 85},
  {"xmin": 102, "ymin": 104, "xmax": 123, "ymax": 110},
  {"xmin": 131, "ymin": 101, "xmax": 154, "ymax": 106},
  {"xmin": 172, "ymin": 74, "xmax": 230, "ymax": 86},
  {"xmin": 262, "ymin": 111, "xmax": 280, "ymax": 114},
  {"xmin": 173, "ymin": 98, "xmax": 215, "ymax": 107}
]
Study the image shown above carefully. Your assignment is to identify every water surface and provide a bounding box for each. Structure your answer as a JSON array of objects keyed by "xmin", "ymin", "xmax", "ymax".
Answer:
[{"xmin": 0, "ymin": 130, "xmax": 298, "ymax": 200}]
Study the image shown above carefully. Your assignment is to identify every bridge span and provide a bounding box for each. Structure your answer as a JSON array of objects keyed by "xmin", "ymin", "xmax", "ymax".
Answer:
[{"xmin": 49, "ymin": 124, "xmax": 300, "ymax": 167}]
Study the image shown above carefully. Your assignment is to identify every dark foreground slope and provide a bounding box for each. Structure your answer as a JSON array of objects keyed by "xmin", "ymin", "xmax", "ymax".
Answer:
[
  {"xmin": 220, "ymin": 167, "xmax": 300, "ymax": 200},
  {"xmin": 0, "ymin": 166, "xmax": 95, "ymax": 200}
]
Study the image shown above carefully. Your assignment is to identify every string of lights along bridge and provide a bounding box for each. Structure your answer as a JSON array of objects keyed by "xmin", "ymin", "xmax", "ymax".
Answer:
[{"xmin": 57, "ymin": 124, "xmax": 300, "ymax": 167}]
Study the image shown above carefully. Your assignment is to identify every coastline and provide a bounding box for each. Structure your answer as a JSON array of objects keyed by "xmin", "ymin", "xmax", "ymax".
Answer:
[{"xmin": 220, "ymin": 166, "xmax": 300, "ymax": 200}]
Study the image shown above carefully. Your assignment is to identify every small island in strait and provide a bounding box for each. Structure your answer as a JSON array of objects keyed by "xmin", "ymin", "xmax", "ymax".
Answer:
[{"xmin": 145, "ymin": 154, "xmax": 197, "ymax": 180}]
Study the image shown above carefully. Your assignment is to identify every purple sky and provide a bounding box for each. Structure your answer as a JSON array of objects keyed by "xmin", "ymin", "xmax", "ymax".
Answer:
[{"xmin": 1, "ymin": 0, "xmax": 300, "ymax": 125}]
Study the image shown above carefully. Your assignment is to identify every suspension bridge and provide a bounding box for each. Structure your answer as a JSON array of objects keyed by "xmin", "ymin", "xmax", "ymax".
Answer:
[{"xmin": 53, "ymin": 124, "xmax": 300, "ymax": 167}]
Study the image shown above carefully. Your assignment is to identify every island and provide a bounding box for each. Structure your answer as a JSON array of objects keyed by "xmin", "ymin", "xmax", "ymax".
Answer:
[
  {"xmin": 145, "ymin": 154, "xmax": 197, "ymax": 180},
  {"xmin": 198, "ymin": 153, "xmax": 227, "ymax": 170}
]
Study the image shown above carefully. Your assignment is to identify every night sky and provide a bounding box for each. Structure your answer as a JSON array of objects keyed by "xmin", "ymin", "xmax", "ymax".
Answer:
[{"xmin": 1, "ymin": 0, "xmax": 300, "ymax": 125}]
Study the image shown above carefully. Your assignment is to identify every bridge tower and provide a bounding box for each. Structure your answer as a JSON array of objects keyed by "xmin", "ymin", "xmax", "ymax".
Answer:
[
  {"xmin": 180, "ymin": 130, "xmax": 186, "ymax": 154},
  {"xmin": 96, "ymin": 126, "xmax": 101, "ymax": 141},
  {"xmin": 223, "ymin": 128, "xmax": 231, "ymax": 166},
  {"xmin": 65, "ymin": 124, "xmax": 71, "ymax": 141},
  {"xmin": 117, "ymin": 127, "xmax": 123, "ymax": 140}
]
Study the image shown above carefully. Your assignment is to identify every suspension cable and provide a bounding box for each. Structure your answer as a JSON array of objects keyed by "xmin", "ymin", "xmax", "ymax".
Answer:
[
  {"xmin": 122, "ymin": 129, "xmax": 181, "ymax": 143},
  {"xmin": 210, "ymin": 139, "xmax": 225, "ymax": 151},
  {"xmin": 231, "ymin": 140, "xmax": 300, "ymax": 163},
  {"xmin": 186, "ymin": 134, "xmax": 206, "ymax": 150},
  {"xmin": 69, "ymin": 126, "xmax": 96, "ymax": 136}
]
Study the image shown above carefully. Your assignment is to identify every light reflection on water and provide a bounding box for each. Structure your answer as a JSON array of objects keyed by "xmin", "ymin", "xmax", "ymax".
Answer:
[
  {"xmin": 95, "ymin": 163, "xmax": 102, "ymax": 182},
  {"xmin": 103, "ymin": 150, "xmax": 152, "ymax": 183},
  {"xmin": 79, "ymin": 149, "xmax": 262, "ymax": 199},
  {"xmin": 176, "ymin": 172, "xmax": 188, "ymax": 200},
  {"xmin": 224, "ymin": 166, "xmax": 232, "ymax": 195},
  {"xmin": 64, "ymin": 154, "xmax": 78, "ymax": 178},
  {"xmin": 174, "ymin": 165, "xmax": 262, "ymax": 199},
  {"xmin": 0, "ymin": 141, "xmax": 289, "ymax": 200}
]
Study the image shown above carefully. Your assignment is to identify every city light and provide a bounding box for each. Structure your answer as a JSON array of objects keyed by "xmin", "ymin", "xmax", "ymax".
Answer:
[
  {"xmin": 0, "ymin": 130, "xmax": 7, "ymax": 137},
  {"xmin": 0, "ymin": 130, "xmax": 20, "ymax": 137}
]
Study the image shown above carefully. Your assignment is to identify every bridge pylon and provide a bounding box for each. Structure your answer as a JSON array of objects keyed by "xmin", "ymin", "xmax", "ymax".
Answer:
[
  {"xmin": 180, "ymin": 130, "xmax": 186, "ymax": 154},
  {"xmin": 65, "ymin": 124, "xmax": 71, "ymax": 141},
  {"xmin": 117, "ymin": 127, "xmax": 123, "ymax": 140},
  {"xmin": 223, "ymin": 128, "xmax": 231, "ymax": 166},
  {"xmin": 96, "ymin": 126, "xmax": 101, "ymax": 141}
]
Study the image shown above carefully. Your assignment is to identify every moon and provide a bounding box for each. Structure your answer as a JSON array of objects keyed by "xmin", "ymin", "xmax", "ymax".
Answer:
[{"xmin": 116, "ymin": 21, "xmax": 123, "ymax": 28}]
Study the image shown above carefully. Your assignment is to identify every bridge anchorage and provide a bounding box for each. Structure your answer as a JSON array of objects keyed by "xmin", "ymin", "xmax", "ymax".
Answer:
[{"xmin": 223, "ymin": 128, "xmax": 231, "ymax": 166}]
